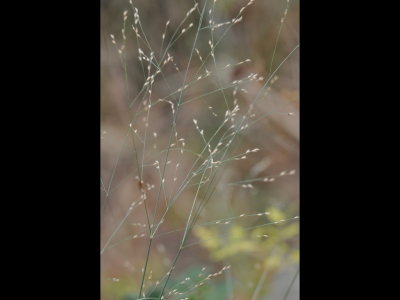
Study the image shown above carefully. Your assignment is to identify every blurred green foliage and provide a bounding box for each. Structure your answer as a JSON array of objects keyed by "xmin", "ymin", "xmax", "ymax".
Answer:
[{"xmin": 195, "ymin": 206, "xmax": 298, "ymax": 273}]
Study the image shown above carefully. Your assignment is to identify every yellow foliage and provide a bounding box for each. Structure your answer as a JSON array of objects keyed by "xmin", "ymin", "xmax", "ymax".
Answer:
[
  {"xmin": 264, "ymin": 254, "xmax": 282, "ymax": 270},
  {"xmin": 194, "ymin": 209, "xmax": 299, "ymax": 267},
  {"xmin": 281, "ymin": 223, "xmax": 299, "ymax": 239},
  {"xmin": 229, "ymin": 225, "xmax": 245, "ymax": 242},
  {"xmin": 268, "ymin": 207, "xmax": 286, "ymax": 222},
  {"xmin": 194, "ymin": 226, "xmax": 220, "ymax": 250},
  {"xmin": 213, "ymin": 241, "xmax": 257, "ymax": 260},
  {"xmin": 290, "ymin": 249, "xmax": 299, "ymax": 263}
]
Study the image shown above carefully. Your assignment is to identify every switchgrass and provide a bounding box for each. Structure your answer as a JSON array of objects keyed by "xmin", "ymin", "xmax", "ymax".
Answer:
[{"xmin": 101, "ymin": 0, "xmax": 299, "ymax": 299}]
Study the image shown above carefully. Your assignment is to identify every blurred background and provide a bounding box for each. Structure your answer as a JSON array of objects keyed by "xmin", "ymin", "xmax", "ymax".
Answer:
[{"xmin": 101, "ymin": 0, "xmax": 299, "ymax": 299}]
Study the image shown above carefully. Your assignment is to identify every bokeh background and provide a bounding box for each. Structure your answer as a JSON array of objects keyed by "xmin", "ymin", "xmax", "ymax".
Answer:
[{"xmin": 101, "ymin": 0, "xmax": 299, "ymax": 299}]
